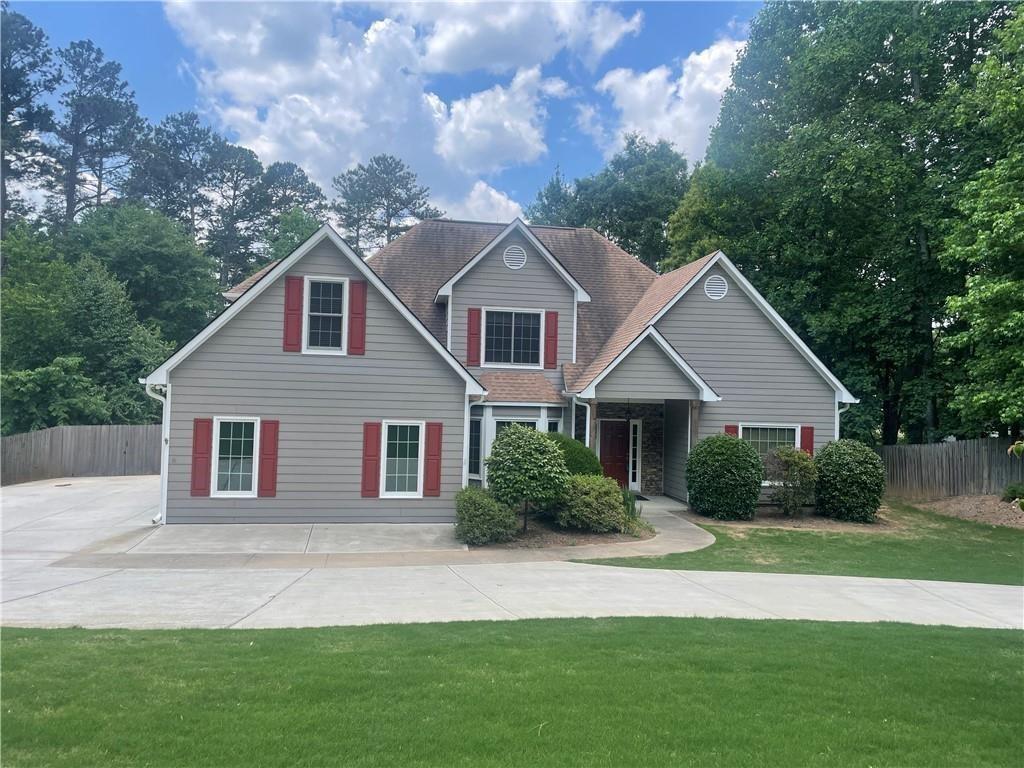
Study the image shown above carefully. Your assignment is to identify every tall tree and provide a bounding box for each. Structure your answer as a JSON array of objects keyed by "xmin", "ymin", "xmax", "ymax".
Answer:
[
  {"xmin": 666, "ymin": 1, "xmax": 1013, "ymax": 444},
  {"xmin": 126, "ymin": 111, "xmax": 218, "ymax": 237},
  {"xmin": 331, "ymin": 154, "xmax": 442, "ymax": 253},
  {"xmin": 63, "ymin": 203, "xmax": 220, "ymax": 343},
  {"xmin": 206, "ymin": 140, "xmax": 265, "ymax": 286},
  {"xmin": 259, "ymin": 161, "xmax": 325, "ymax": 231},
  {"xmin": 1, "ymin": 3, "xmax": 61, "ymax": 228},
  {"xmin": 527, "ymin": 135, "xmax": 689, "ymax": 269},
  {"xmin": 268, "ymin": 206, "xmax": 320, "ymax": 262},
  {"xmin": 52, "ymin": 40, "xmax": 143, "ymax": 225}
]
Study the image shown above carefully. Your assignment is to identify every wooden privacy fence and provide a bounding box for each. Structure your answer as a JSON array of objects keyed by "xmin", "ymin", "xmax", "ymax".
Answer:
[
  {"xmin": 881, "ymin": 437, "xmax": 1024, "ymax": 500},
  {"xmin": 1, "ymin": 425, "xmax": 161, "ymax": 486}
]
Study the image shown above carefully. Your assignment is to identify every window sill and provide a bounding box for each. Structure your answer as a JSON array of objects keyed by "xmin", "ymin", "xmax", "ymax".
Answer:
[
  {"xmin": 210, "ymin": 491, "xmax": 257, "ymax": 499},
  {"xmin": 480, "ymin": 363, "xmax": 544, "ymax": 370},
  {"xmin": 302, "ymin": 348, "xmax": 347, "ymax": 356},
  {"xmin": 380, "ymin": 493, "xmax": 424, "ymax": 500}
]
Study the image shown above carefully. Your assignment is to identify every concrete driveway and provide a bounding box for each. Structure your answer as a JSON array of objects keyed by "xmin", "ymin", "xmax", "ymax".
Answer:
[{"xmin": 2, "ymin": 476, "xmax": 1022, "ymax": 631}]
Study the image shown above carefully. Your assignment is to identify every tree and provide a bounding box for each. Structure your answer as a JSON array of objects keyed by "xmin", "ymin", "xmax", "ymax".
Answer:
[
  {"xmin": 1, "ymin": 3, "xmax": 61, "ymax": 228},
  {"xmin": 206, "ymin": 139, "xmax": 265, "ymax": 286},
  {"xmin": 63, "ymin": 203, "xmax": 220, "ymax": 343},
  {"xmin": 666, "ymin": 2, "xmax": 1013, "ymax": 444},
  {"xmin": 942, "ymin": 12, "xmax": 1024, "ymax": 436},
  {"xmin": 331, "ymin": 154, "xmax": 442, "ymax": 253},
  {"xmin": 526, "ymin": 135, "xmax": 689, "ymax": 269},
  {"xmin": 126, "ymin": 111, "xmax": 218, "ymax": 237},
  {"xmin": 1, "ymin": 357, "xmax": 110, "ymax": 435},
  {"xmin": 525, "ymin": 166, "xmax": 575, "ymax": 226},
  {"xmin": 485, "ymin": 424, "xmax": 570, "ymax": 532},
  {"xmin": 259, "ymin": 161, "xmax": 325, "ymax": 231},
  {"xmin": 268, "ymin": 206, "xmax": 320, "ymax": 262},
  {"xmin": 52, "ymin": 40, "xmax": 143, "ymax": 225}
]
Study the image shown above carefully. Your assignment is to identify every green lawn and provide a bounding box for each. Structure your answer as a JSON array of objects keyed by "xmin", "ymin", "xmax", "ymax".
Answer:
[
  {"xmin": 3, "ymin": 619, "xmax": 1022, "ymax": 767},
  {"xmin": 590, "ymin": 500, "xmax": 1024, "ymax": 585}
]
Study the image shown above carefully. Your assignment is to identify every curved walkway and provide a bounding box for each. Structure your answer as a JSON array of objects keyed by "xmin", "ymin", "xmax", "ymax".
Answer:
[{"xmin": 2, "ymin": 477, "xmax": 1022, "ymax": 631}]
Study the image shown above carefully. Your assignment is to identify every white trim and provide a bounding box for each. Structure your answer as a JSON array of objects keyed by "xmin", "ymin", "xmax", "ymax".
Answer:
[
  {"xmin": 502, "ymin": 244, "xmax": 528, "ymax": 270},
  {"xmin": 480, "ymin": 306, "xmax": 545, "ymax": 370},
  {"xmin": 144, "ymin": 225, "xmax": 486, "ymax": 396},
  {"xmin": 463, "ymin": 397, "xmax": 472, "ymax": 484},
  {"xmin": 628, "ymin": 418, "xmax": 642, "ymax": 492},
  {"xmin": 571, "ymin": 295, "xmax": 578, "ymax": 364},
  {"xmin": 446, "ymin": 297, "xmax": 453, "ymax": 351},
  {"xmin": 648, "ymin": 251, "xmax": 857, "ymax": 403},
  {"xmin": 210, "ymin": 416, "xmax": 261, "ymax": 499},
  {"xmin": 143, "ymin": 381, "xmax": 171, "ymax": 524},
  {"xmin": 478, "ymin": 401, "xmax": 566, "ymax": 407},
  {"xmin": 434, "ymin": 218, "xmax": 591, "ymax": 303},
  {"xmin": 301, "ymin": 275, "xmax": 349, "ymax": 355},
  {"xmin": 467, "ymin": 414, "xmax": 482, "ymax": 480},
  {"xmin": 380, "ymin": 420, "xmax": 426, "ymax": 499},
  {"xmin": 579, "ymin": 327, "xmax": 720, "ymax": 401}
]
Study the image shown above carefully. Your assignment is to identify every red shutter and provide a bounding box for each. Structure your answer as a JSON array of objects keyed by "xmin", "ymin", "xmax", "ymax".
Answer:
[
  {"xmin": 283, "ymin": 276, "xmax": 304, "ymax": 352},
  {"xmin": 258, "ymin": 420, "xmax": 280, "ymax": 497},
  {"xmin": 361, "ymin": 422, "xmax": 382, "ymax": 498},
  {"xmin": 424, "ymin": 422, "xmax": 443, "ymax": 497},
  {"xmin": 348, "ymin": 280, "xmax": 367, "ymax": 355},
  {"xmin": 724, "ymin": 424, "xmax": 739, "ymax": 437},
  {"xmin": 466, "ymin": 308, "xmax": 481, "ymax": 366},
  {"xmin": 544, "ymin": 311, "xmax": 558, "ymax": 369},
  {"xmin": 800, "ymin": 425, "xmax": 815, "ymax": 455},
  {"xmin": 190, "ymin": 418, "xmax": 213, "ymax": 496}
]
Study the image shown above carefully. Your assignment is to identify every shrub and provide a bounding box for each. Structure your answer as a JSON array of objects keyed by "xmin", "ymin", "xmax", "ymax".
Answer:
[
  {"xmin": 765, "ymin": 446, "xmax": 818, "ymax": 517},
  {"xmin": 1001, "ymin": 482, "xmax": 1024, "ymax": 503},
  {"xmin": 555, "ymin": 475, "xmax": 629, "ymax": 532},
  {"xmin": 454, "ymin": 487, "xmax": 517, "ymax": 545},
  {"xmin": 545, "ymin": 432, "xmax": 602, "ymax": 475},
  {"xmin": 486, "ymin": 424, "xmax": 570, "ymax": 531},
  {"xmin": 815, "ymin": 439, "xmax": 885, "ymax": 522},
  {"xmin": 685, "ymin": 434, "xmax": 763, "ymax": 520},
  {"xmin": 621, "ymin": 488, "xmax": 639, "ymax": 520}
]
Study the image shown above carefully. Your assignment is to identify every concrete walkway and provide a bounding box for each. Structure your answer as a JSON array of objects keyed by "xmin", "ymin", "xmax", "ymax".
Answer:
[{"xmin": 2, "ymin": 476, "xmax": 1022, "ymax": 631}]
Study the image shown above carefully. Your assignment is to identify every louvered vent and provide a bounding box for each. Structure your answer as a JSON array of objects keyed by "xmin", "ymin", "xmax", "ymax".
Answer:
[
  {"xmin": 704, "ymin": 274, "xmax": 728, "ymax": 300},
  {"xmin": 503, "ymin": 245, "xmax": 527, "ymax": 270}
]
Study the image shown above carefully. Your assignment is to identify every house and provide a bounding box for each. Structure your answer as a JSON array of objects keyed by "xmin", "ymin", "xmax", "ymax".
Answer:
[{"xmin": 143, "ymin": 218, "xmax": 856, "ymax": 524}]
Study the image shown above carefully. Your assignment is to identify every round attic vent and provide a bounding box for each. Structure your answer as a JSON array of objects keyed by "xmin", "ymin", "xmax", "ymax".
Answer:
[
  {"xmin": 503, "ymin": 245, "xmax": 527, "ymax": 270},
  {"xmin": 704, "ymin": 274, "xmax": 728, "ymax": 300}
]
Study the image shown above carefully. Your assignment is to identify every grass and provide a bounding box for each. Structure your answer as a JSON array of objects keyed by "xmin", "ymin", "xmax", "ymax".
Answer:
[
  {"xmin": 589, "ymin": 500, "xmax": 1024, "ymax": 585},
  {"xmin": 3, "ymin": 618, "xmax": 1022, "ymax": 767}
]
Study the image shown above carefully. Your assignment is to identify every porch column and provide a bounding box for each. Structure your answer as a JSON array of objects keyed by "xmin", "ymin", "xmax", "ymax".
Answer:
[
  {"xmin": 689, "ymin": 399, "xmax": 701, "ymax": 451},
  {"xmin": 588, "ymin": 399, "xmax": 598, "ymax": 451}
]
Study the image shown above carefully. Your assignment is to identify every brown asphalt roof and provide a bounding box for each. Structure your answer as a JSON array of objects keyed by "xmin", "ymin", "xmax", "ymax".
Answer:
[
  {"xmin": 478, "ymin": 371, "xmax": 565, "ymax": 404},
  {"xmin": 223, "ymin": 261, "xmax": 279, "ymax": 303}
]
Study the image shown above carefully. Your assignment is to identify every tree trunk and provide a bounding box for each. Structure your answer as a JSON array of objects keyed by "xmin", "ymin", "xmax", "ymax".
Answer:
[{"xmin": 522, "ymin": 500, "xmax": 528, "ymax": 533}]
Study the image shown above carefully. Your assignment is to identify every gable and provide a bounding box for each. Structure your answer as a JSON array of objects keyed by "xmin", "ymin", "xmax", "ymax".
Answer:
[
  {"xmin": 595, "ymin": 337, "xmax": 700, "ymax": 400},
  {"xmin": 146, "ymin": 226, "xmax": 484, "ymax": 394}
]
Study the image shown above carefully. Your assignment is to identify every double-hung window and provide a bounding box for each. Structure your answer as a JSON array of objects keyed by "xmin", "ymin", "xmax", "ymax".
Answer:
[
  {"xmin": 304, "ymin": 276, "xmax": 347, "ymax": 354},
  {"xmin": 468, "ymin": 419, "xmax": 482, "ymax": 478},
  {"xmin": 212, "ymin": 417, "xmax": 259, "ymax": 497},
  {"xmin": 381, "ymin": 421, "xmax": 424, "ymax": 498},
  {"xmin": 740, "ymin": 424, "xmax": 797, "ymax": 482},
  {"xmin": 483, "ymin": 309, "xmax": 541, "ymax": 366}
]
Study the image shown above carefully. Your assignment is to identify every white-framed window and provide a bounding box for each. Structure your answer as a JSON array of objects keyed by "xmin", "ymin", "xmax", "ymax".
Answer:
[
  {"xmin": 380, "ymin": 420, "xmax": 424, "ymax": 498},
  {"xmin": 547, "ymin": 420, "xmax": 561, "ymax": 433},
  {"xmin": 629, "ymin": 419, "xmax": 641, "ymax": 490},
  {"xmin": 303, "ymin": 275, "xmax": 348, "ymax": 355},
  {"xmin": 739, "ymin": 424, "xmax": 799, "ymax": 460},
  {"xmin": 211, "ymin": 417, "xmax": 260, "ymax": 498},
  {"xmin": 468, "ymin": 418, "xmax": 482, "ymax": 478},
  {"xmin": 482, "ymin": 308, "xmax": 543, "ymax": 368},
  {"xmin": 494, "ymin": 420, "xmax": 538, "ymax": 437}
]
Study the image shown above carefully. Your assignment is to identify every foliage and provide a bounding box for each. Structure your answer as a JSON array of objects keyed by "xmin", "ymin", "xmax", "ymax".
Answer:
[
  {"xmin": 1, "ymin": 357, "xmax": 110, "ymax": 435},
  {"xmin": 621, "ymin": 488, "xmax": 638, "ymax": 520},
  {"xmin": 765, "ymin": 446, "xmax": 818, "ymax": 517},
  {"xmin": 544, "ymin": 432, "xmax": 602, "ymax": 475},
  {"xmin": 814, "ymin": 440, "xmax": 885, "ymax": 523},
  {"xmin": 686, "ymin": 435, "xmax": 763, "ymax": 520},
  {"xmin": 1001, "ymin": 483, "xmax": 1024, "ymax": 504},
  {"xmin": 665, "ymin": 2, "xmax": 1015, "ymax": 444},
  {"xmin": 454, "ymin": 487, "xmax": 517, "ymax": 546},
  {"xmin": 258, "ymin": 161, "xmax": 326, "ymax": 229},
  {"xmin": 205, "ymin": 140, "xmax": 266, "ymax": 286},
  {"xmin": 941, "ymin": 12, "xmax": 1024, "ymax": 434},
  {"xmin": 485, "ymin": 424, "xmax": 570, "ymax": 531},
  {"xmin": 63, "ymin": 202, "xmax": 219, "ymax": 343},
  {"xmin": 269, "ymin": 206, "xmax": 320, "ymax": 261},
  {"xmin": 526, "ymin": 134, "xmax": 689, "ymax": 269},
  {"xmin": 1, "ymin": 3, "xmax": 61, "ymax": 227},
  {"xmin": 554, "ymin": 475, "xmax": 629, "ymax": 533},
  {"xmin": 331, "ymin": 154, "xmax": 443, "ymax": 253},
  {"xmin": 1010, "ymin": 442, "xmax": 1024, "ymax": 459}
]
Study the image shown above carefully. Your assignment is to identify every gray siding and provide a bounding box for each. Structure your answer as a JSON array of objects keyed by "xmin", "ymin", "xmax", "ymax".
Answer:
[
  {"xmin": 166, "ymin": 241, "xmax": 467, "ymax": 523},
  {"xmin": 655, "ymin": 265, "xmax": 836, "ymax": 453},
  {"xmin": 663, "ymin": 400, "xmax": 689, "ymax": 501},
  {"xmin": 595, "ymin": 337, "xmax": 699, "ymax": 400},
  {"xmin": 449, "ymin": 231, "xmax": 575, "ymax": 389}
]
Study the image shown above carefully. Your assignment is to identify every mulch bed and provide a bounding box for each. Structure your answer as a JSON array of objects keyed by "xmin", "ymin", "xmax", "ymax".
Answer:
[
  {"xmin": 483, "ymin": 514, "xmax": 655, "ymax": 549},
  {"xmin": 918, "ymin": 494, "xmax": 1024, "ymax": 529}
]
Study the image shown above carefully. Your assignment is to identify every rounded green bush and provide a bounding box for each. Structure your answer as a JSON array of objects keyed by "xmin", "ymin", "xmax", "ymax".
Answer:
[
  {"xmin": 454, "ymin": 487, "xmax": 517, "ymax": 545},
  {"xmin": 555, "ymin": 474, "xmax": 628, "ymax": 532},
  {"xmin": 486, "ymin": 424, "xmax": 570, "ymax": 514},
  {"xmin": 685, "ymin": 434, "xmax": 763, "ymax": 520},
  {"xmin": 814, "ymin": 439, "xmax": 885, "ymax": 523},
  {"xmin": 545, "ymin": 432, "xmax": 603, "ymax": 475}
]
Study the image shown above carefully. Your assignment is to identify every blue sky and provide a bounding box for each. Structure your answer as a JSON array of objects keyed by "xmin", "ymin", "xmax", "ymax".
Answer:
[{"xmin": 16, "ymin": 1, "xmax": 759, "ymax": 220}]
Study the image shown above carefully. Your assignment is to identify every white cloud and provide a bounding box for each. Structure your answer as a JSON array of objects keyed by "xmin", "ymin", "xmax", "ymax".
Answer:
[
  {"xmin": 436, "ymin": 181, "xmax": 523, "ymax": 222},
  {"xmin": 390, "ymin": 1, "xmax": 642, "ymax": 74},
  {"xmin": 432, "ymin": 67, "xmax": 569, "ymax": 174},
  {"xmin": 585, "ymin": 37, "xmax": 744, "ymax": 163}
]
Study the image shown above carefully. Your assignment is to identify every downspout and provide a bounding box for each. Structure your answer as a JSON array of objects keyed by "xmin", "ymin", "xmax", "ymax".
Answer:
[
  {"xmin": 143, "ymin": 382, "xmax": 170, "ymax": 525},
  {"xmin": 567, "ymin": 395, "xmax": 590, "ymax": 446}
]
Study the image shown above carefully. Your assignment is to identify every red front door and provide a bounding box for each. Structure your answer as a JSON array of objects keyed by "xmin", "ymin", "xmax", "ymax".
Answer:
[{"xmin": 600, "ymin": 420, "xmax": 629, "ymax": 488}]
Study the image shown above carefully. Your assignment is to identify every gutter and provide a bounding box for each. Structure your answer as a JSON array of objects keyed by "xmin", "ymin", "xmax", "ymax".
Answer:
[
  {"xmin": 565, "ymin": 394, "xmax": 591, "ymax": 447},
  {"xmin": 142, "ymin": 380, "xmax": 170, "ymax": 525}
]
